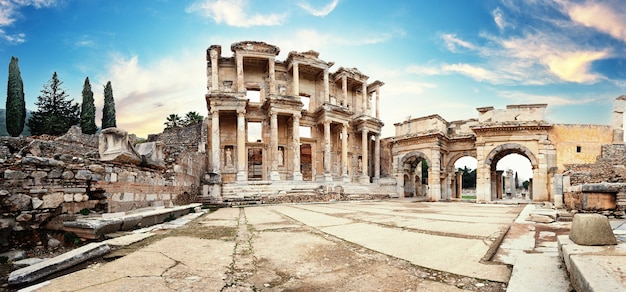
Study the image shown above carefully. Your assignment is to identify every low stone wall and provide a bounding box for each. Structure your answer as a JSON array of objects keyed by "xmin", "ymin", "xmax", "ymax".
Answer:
[{"xmin": 0, "ymin": 125, "xmax": 206, "ymax": 251}]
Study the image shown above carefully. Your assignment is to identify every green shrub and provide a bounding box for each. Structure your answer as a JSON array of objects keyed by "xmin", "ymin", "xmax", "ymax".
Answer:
[{"xmin": 79, "ymin": 208, "xmax": 90, "ymax": 216}]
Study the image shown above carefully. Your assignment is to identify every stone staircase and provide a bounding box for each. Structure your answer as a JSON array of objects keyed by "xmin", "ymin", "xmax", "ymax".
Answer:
[{"xmin": 217, "ymin": 181, "xmax": 392, "ymax": 206}]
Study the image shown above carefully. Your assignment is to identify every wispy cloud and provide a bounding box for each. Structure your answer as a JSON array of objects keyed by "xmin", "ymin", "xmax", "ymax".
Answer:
[
  {"xmin": 0, "ymin": 0, "xmax": 57, "ymax": 44},
  {"xmin": 497, "ymin": 91, "xmax": 602, "ymax": 106},
  {"xmin": 95, "ymin": 51, "xmax": 206, "ymax": 137},
  {"xmin": 564, "ymin": 0, "xmax": 626, "ymax": 43},
  {"xmin": 492, "ymin": 7, "xmax": 509, "ymax": 30},
  {"xmin": 298, "ymin": 0, "xmax": 339, "ymax": 17},
  {"xmin": 441, "ymin": 33, "xmax": 476, "ymax": 52},
  {"xmin": 186, "ymin": 0, "xmax": 287, "ymax": 27}
]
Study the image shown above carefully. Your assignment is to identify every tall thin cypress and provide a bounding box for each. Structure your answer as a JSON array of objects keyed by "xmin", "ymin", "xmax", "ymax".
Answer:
[
  {"xmin": 101, "ymin": 81, "xmax": 116, "ymax": 129},
  {"xmin": 6, "ymin": 56, "xmax": 26, "ymax": 137},
  {"xmin": 80, "ymin": 77, "xmax": 97, "ymax": 134}
]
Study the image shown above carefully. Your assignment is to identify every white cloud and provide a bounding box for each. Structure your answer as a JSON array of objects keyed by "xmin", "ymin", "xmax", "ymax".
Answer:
[
  {"xmin": 95, "ymin": 51, "xmax": 206, "ymax": 137},
  {"xmin": 565, "ymin": 0, "xmax": 626, "ymax": 43},
  {"xmin": 497, "ymin": 91, "xmax": 601, "ymax": 106},
  {"xmin": 492, "ymin": 7, "xmax": 509, "ymax": 30},
  {"xmin": 186, "ymin": 0, "xmax": 287, "ymax": 27},
  {"xmin": 299, "ymin": 0, "xmax": 339, "ymax": 17},
  {"xmin": 441, "ymin": 33, "xmax": 476, "ymax": 52},
  {"xmin": 0, "ymin": 0, "xmax": 57, "ymax": 44}
]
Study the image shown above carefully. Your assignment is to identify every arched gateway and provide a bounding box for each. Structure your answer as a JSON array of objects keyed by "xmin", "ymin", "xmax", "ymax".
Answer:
[{"xmin": 385, "ymin": 103, "xmax": 620, "ymax": 203}]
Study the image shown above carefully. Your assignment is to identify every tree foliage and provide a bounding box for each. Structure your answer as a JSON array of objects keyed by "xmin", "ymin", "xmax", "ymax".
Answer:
[
  {"xmin": 164, "ymin": 111, "xmax": 204, "ymax": 130},
  {"xmin": 101, "ymin": 81, "xmax": 116, "ymax": 129},
  {"xmin": 164, "ymin": 114, "xmax": 182, "ymax": 129},
  {"xmin": 27, "ymin": 72, "xmax": 79, "ymax": 136},
  {"xmin": 80, "ymin": 77, "xmax": 97, "ymax": 134},
  {"xmin": 6, "ymin": 56, "xmax": 26, "ymax": 137},
  {"xmin": 457, "ymin": 166, "xmax": 477, "ymax": 189}
]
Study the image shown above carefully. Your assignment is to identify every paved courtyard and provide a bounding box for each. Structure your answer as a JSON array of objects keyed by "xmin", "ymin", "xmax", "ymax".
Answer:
[{"xmin": 31, "ymin": 200, "xmax": 525, "ymax": 291}]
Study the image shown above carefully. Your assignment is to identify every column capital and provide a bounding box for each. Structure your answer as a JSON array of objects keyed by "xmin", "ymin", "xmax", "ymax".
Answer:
[
  {"xmin": 236, "ymin": 108, "xmax": 246, "ymax": 115},
  {"xmin": 210, "ymin": 108, "xmax": 220, "ymax": 115},
  {"xmin": 293, "ymin": 112, "xmax": 301, "ymax": 119}
]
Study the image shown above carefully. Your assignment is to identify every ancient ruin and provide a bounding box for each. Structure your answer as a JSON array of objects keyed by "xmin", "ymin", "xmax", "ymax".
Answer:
[
  {"xmin": 2, "ymin": 41, "xmax": 626, "ymax": 254},
  {"xmin": 384, "ymin": 100, "xmax": 623, "ymax": 206},
  {"xmin": 202, "ymin": 41, "xmax": 394, "ymax": 204}
]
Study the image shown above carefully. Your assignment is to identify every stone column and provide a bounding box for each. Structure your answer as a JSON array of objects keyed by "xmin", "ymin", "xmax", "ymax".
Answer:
[
  {"xmin": 613, "ymin": 96, "xmax": 626, "ymax": 143},
  {"xmin": 270, "ymin": 111, "xmax": 280, "ymax": 181},
  {"xmin": 496, "ymin": 170, "xmax": 504, "ymax": 199},
  {"xmin": 341, "ymin": 123, "xmax": 349, "ymax": 182},
  {"xmin": 362, "ymin": 83, "xmax": 367, "ymax": 114},
  {"xmin": 268, "ymin": 57, "xmax": 276, "ymax": 95},
  {"xmin": 455, "ymin": 171, "xmax": 463, "ymax": 199},
  {"xmin": 292, "ymin": 62, "xmax": 299, "ymax": 97},
  {"xmin": 292, "ymin": 114, "xmax": 302, "ymax": 181},
  {"xmin": 210, "ymin": 49, "xmax": 219, "ymax": 92},
  {"xmin": 211, "ymin": 110, "xmax": 221, "ymax": 173},
  {"xmin": 374, "ymin": 134, "xmax": 380, "ymax": 182},
  {"xmin": 323, "ymin": 69, "xmax": 330, "ymax": 103},
  {"xmin": 360, "ymin": 129, "xmax": 370, "ymax": 183},
  {"xmin": 236, "ymin": 53, "xmax": 245, "ymax": 93},
  {"xmin": 341, "ymin": 75, "xmax": 347, "ymax": 106},
  {"xmin": 323, "ymin": 121, "xmax": 332, "ymax": 181},
  {"xmin": 491, "ymin": 171, "xmax": 498, "ymax": 200},
  {"xmin": 375, "ymin": 88, "xmax": 380, "ymax": 118},
  {"xmin": 236, "ymin": 110, "xmax": 247, "ymax": 182},
  {"xmin": 428, "ymin": 151, "xmax": 442, "ymax": 201}
]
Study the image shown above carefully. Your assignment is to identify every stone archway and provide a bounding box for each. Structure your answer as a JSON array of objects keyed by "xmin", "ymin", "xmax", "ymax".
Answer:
[
  {"xmin": 398, "ymin": 151, "xmax": 431, "ymax": 198},
  {"xmin": 478, "ymin": 143, "xmax": 539, "ymax": 202}
]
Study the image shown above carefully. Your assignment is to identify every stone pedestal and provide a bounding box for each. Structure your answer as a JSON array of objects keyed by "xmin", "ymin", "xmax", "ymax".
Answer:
[{"xmin": 569, "ymin": 214, "xmax": 617, "ymax": 246}]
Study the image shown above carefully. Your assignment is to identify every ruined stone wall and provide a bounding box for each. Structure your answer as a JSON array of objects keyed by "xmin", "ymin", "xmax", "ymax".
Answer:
[
  {"xmin": 394, "ymin": 115, "xmax": 447, "ymax": 137},
  {"xmin": 0, "ymin": 125, "xmax": 206, "ymax": 251},
  {"xmin": 566, "ymin": 144, "xmax": 626, "ymax": 185},
  {"xmin": 550, "ymin": 124, "xmax": 612, "ymax": 172}
]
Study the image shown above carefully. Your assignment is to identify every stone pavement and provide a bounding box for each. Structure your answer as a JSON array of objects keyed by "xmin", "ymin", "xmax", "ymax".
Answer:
[{"xmin": 21, "ymin": 200, "xmax": 524, "ymax": 291}]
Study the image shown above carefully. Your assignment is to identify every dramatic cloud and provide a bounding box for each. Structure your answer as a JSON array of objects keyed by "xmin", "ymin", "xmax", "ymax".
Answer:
[
  {"xmin": 497, "ymin": 91, "xmax": 601, "ymax": 106},
  {"xmin": 299, "ymin": 0, "xmax": 339, "ymax": 17},
  {"xmin": 95, "ymin": 52, "xmax": 206, "ymax": 137},
  {"xmin": 187, "ymin": 0, "xmax": 287, "ymax": 27},
  {"xmin": 565, "ymin": 0, "xmax": 626, "ymax": 43}
]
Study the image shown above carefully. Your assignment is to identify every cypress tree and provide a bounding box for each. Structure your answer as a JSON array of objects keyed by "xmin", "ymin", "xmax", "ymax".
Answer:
[
  {"xmin": 80, "ymin": 77, "xmax": 97, "ymax": 134},
  {"xmin": 6, "ymin": 56, "xmax": 26, "ymax": 137},
  {"xmin": 101, "ymin": 81, "xmax": 116, "ymax": 129},
  {"xmin": 27, "ymin": 72, "xmax": 80, "ymax": 136}
]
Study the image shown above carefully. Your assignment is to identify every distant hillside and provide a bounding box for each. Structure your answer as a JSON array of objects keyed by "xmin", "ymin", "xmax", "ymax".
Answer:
[{"xmin": 0, "ymin": 108, "xmax": 32, "ymax": 136}]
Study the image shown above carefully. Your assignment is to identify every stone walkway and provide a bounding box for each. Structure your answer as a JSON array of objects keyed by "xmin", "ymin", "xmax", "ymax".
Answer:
[{"xmin": 24, "ymin": 200, "xmax": 526, "ymax": 291}]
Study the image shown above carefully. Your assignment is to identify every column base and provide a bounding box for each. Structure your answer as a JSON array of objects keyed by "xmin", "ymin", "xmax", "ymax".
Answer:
[
  {"xmin": 292, "ymin": 172, "xmax": 302, "ymax": 181},
  {"xmin": 342, "ymin": 175, "xmax": 351, "ymax": 183},
  {"xmin": 270, "ymin": 171, "xmax": 280, "ymax": 181},
  {"xmin": 324, "ymin": 174, "xmax": 333, "ymax": 182},
  {"xmin": 373, "ymin": 176, "xmax": 380, "ymax": 183},
  {"xmin": 359, "ymin": 175, "xmax": 370, "ymax": 184},
  {"xmin": 236, "ymin": 171, "xmax": 247, "ymax": 182}
]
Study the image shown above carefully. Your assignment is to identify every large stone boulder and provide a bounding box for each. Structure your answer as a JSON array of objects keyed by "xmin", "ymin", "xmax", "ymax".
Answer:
[
  {"xmin": 569, "ymin": 214, "xmax": 617, "ymax": 245},
  {"xmin": 98, "ymin": 128, "xmax": 141, "ymax": 165}
]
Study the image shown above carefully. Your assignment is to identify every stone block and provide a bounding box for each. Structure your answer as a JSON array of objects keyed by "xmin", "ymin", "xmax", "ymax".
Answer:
[
  {"xmin": 98, "ymin": 127, "xmax": 141, "ymax": 165},
  {"xmin": 135, "ymin": 141, "xmax": 165, "ymax": 168},
  {"xmin": 75, "ymin": 169, "xmax": 92, "ymax": 180},
  {"xmin": 16, "ymin": 213, "xmax": 32, "ymax": 222},
  {"xmin": 61, "ymin": 171, "xmax": 74, "ymax": 179},
  {"xmin": 42, "ymin": 193, "xmax": 65, "ymax": 209},
  {"xmin": 88, "ymin": 164, "xmax": 105, "ymax": 173},
  {"xmin": 122, "ymin": 192, "xmax": 134, "ymax": 202},
  {"xmin": 64, "ymin": 188, "xmax": 87, "ymax": 193},
  {"xmin": 73, "ymin": 193, "xmax": 84, "ymax": 202},
  {"xmin": 8, "ymin": 242, "xmax": 110, "ymax": 286},
  {"xmin": 64, "ymin": 194, "xmax": 74, "ymax": 202},
  {"xmin": 569, "ymin": 214, "xmax": 617, "ymax": 245},
  {"xmin": 4, "ymin": 170, "xmax": 28, "ymax": 180},
  {"xmin": 5, "ymin": 193, "xmax": 32, "ymax": 211},
  {"xmin": 146, "ymin": 194, "xmax": 157, "ymax": 201},
  {"xmin": 110, "ymin": 172, "xmax": 118, "ymax": 182},
  {"xmin": 31, "ymin": 197, "xmax": 43, "ymax": 209}
]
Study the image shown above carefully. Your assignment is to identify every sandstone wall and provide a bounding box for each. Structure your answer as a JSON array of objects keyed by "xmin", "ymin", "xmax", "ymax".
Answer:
[{"xmin": 550, "ymin": 124, "xmax": 613, "ymax": 172}]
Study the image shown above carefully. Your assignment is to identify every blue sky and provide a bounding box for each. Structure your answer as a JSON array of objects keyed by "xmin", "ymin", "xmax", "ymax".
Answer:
[{"xmin": 1, "ymin": 0, "xmax": 625, "ymax": 143}]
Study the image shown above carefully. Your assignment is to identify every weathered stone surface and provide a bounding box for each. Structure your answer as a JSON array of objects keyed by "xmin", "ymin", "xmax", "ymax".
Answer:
[
  {"xmin": 569, "ymin": 214, "xmax": 617, "ymax": 245},
  {"xmin": 4, "ymin": 169, "xmax": 28, "ymax": 180},
  {"xmin": 63, "ymin": 219, "xmax": 123, "ymax": 240},
  {"xmin": 75, "ymin": 169, "xmax": 92, "ymax": 180},
  {"xmin": 8, "ymin": 242, "xmax": 111, "ymax": 285},
  {"xmin": 135, "ymin": 142, "xmax": 166, "ymax": 168},
  {"xmin": 74, "ymin": 193, "xmax": 84, "ymax": 202},
  {"xmin": 41, "ymin": 193, "xmax": 64, "ymax": 209},
  {"xmin": 0, "ymin": 190, "xmax": 9, "ymax": 196},
  {"xmin": 21, "ymin": 156, "xmax": 64, "ymax": 167},
  {"xmin": 0, "ymin": 250, "xmax": 26, "ymax": 262},
  {"xmin": 5, "ymin": 193, "xmax": 32, "ymax": 211},
  {"xmin": 31, "ymin": 197, "xmax": 44, "ymax": 209},
  {"xmin": 581, "ymin": 183, "xmax": 626, "ymax": 193},
  {"xmin": 99, "ymin": 128, "xmax": 141, "ymax": 165},
  {"xmin": 61, "ymin": 170, "xmax": 74, "ymax": 179},
  {"xmin": 16, "ymin": 213, "xmax": 32, "ymax": 222},
  {"xmin": 13, "ymin": 258, "xmax": 44, "ymax": 269},
  {"xmin": 47, "ymin": 238, "xmax": 61, "ymax": 248},
  {"xmin": 88, "ymin": 164, "xmax": 105, "ymax": 173},
  {"xmin": 48, "ymin": 169, "xmax": 62, "ymax": 179},
  {"xmin": 63, "ymin": 194, "xmax": 74, "ymax": 202}
]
